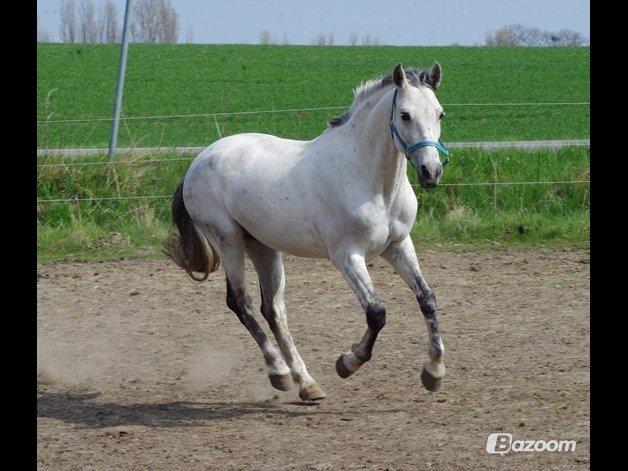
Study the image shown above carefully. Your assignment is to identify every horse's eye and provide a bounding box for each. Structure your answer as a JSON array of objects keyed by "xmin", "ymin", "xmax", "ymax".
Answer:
[
  {"xmin": 400, "ymin": 112, "xmax": 411, "ymax": 122},
  {"xmin": 439, "ymin": 111, "xmax": 445, "ymax": 120}
]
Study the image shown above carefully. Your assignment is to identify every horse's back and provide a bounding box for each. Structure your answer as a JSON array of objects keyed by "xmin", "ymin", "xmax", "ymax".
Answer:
[
  {"xmin": 183, "ymin": 133, "xmax": 329, "ymax": 257},
  {"xmin": 185, "ymin": 133, "xmax": 310, "ymax": 199}
]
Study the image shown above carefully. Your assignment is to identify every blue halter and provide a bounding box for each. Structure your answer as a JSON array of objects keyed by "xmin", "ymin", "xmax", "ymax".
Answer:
[{"xmin": 389, "ymin": 89, "xmax": 450, "ymax": 166}]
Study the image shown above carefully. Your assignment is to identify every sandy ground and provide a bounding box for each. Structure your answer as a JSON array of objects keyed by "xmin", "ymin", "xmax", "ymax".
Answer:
[{"xmin": 37, "ymin": 249, "xmax": 589, "ymax": 470}]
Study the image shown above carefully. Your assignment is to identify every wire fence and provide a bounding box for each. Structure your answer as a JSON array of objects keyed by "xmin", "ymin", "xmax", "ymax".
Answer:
[
  {"xmin": 37, "ymin": 99, "xmax": 591, "ymax": 157},
  {"xmin": 36, "ymin": 138, "xmax": 591, "ymax": 165},
  {"xmin": 36, "ymin": 180, "xmax": 590, "ymax": 204},
  {"xmin": 37, "ymin": 157, "xmax": 193, "ymax": 167},
  {"xmin": 36, "ymin": 101, "xmax": 590, "ymax": 125},
  {"xmin": 37, "ymin": 101, "xmax": 590, "ymax": 205}
]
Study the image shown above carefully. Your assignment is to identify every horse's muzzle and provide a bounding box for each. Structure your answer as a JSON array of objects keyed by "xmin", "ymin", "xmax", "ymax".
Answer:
[{"xmin": 413, "ymin": 162, "xmax": 441, "ymax": 189}]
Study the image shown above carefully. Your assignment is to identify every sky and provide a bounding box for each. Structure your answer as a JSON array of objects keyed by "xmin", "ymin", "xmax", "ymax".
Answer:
[{"xmin": 37, "ymin": 0, "xmax": 589, "ymax": 46}]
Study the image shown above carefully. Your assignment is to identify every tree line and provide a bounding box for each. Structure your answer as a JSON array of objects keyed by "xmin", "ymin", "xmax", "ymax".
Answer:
[
  {"xmin": 485, "ymin": 24, "xmax": 588, "ymax": 46},
  {"xmin": 259, "ymin": 25, "xmax": 587, "ymax": 46},
  {"xmin": 258, "ymin": 30, "xmax": 382, "ymax": 46},
  {"xmin": 37, "ymin": 0, "xmax": 182, "ymax": 44},
  {"xmin": 38, "ymin": 5, "xmax": 588, "ymax": 47}
]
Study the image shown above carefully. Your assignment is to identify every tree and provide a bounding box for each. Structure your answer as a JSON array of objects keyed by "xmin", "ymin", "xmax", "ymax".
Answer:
[
  {"xmin": 157, "ymin": 0, "xmax": 179, "ymax": 43},
  {"xmin": 100, "ymin": 0, "xmax": 119, "ymax": 43},
  {"xmin": 259, "ymin": 29, "xmax": 273, "ymax": 44},
  {"xmin": 312, "ymin": 32, "xmax": 335, "ymax": 46},
  {"xmin": 59, "ymin": 0, "xmax": 77, "ymax": 43},
  {"xmin": 348, "ymin": 33, "xmax": 358, "ymax": 46},
  {"xmin": 185, "ymin": 25, "xmax": 194, "ymax": 43},
  {"xmin": 361, "ymin": 33, "xmax": 381, "ymax": 46},
  {"xmin": 313, "ymin": 33, "xmax": 326, "ymax": 46},
  {"xmin": 131, "ymin": 0, "xmax": 180, "ymax": 43},
  {"xmin": 326, "ymin": 31, "xmax": 334, "ymax": 46},
  {"xmin": 37, "ymin": 16, "xmax": 51, "ymax": 42},
  {"xmin": 78, "ymin": 0, "xmax": 99, "ymax": 44},
  {"xmin": 550, "ymin": 29, "xmax": 588, "ymax": 46}
]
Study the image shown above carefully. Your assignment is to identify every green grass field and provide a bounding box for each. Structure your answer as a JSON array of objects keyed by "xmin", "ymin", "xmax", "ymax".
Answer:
[
  {"xmin": 37, "ymin": 44, "xmax": 589, "ymax": 149},
  {"xmin": 37, "ymin": 45, "xmax": 589, "ymax": 261},
  {"xmin": 37, "ymin": 147, "xmax": 589, "ymax": 262}
]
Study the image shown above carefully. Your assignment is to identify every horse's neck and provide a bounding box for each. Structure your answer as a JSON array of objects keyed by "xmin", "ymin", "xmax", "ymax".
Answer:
[{"xmin": 346, "ymin": 87, "xmax": 408, "ymax": 200}]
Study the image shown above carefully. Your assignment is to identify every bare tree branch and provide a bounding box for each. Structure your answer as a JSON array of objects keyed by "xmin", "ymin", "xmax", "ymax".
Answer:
[
  {"xmin": 131, "ymin": 0, "xmax": 179, "ymax": 43},
  {"xmin": 78, "ymin": 0, "xmax": 99, "ymax": 44},
  {"xmin": 59, "ymin": 0, "xmax": 77, "ymax": 43},
  {"xmin": 312, "ymin": 32, "xmax": 335, "ymax": 46},
  {"xmin": 259, "ymin": 29, "xmax": 273, "ymax": 45},
  {"xmin": 361, "ymin": 33, "xmax": 381, "ymax": 46},
  {"xmin": 38, "ymin": 15, "xmax": 52, "ymax": 42},
  {"xmin": 158, "ymin": 0, "xmax": 179, "ymax": 43},
  {"xmin": 185, "ymin": 25, "xmax": 194, "ymax": 44},
  {"xmin": 101, "ymin": 0, "xmax": 120, "ymax": 43}
]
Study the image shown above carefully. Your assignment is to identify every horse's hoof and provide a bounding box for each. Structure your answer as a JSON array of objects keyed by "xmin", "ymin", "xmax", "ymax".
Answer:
[
  {"xmin": 336, "ymin": 353, "xmax": 363, "ymax": 378},
  {"xmin": 421, "ymin": 366, "xmax": 443, "ymax": 392},
  {"xmin": 299, "ymin": 383, "xmax": 326, "ymax": 401},
  {"xmin": 335, "ymin": 354, "xmax": 353, "ymax": 378},
  {"xmin": 268, "ymin": 373, "xmax": 294, "ymax": 391}
]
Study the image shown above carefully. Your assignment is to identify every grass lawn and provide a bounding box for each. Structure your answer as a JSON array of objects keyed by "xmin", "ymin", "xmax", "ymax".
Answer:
[{"xmin": 37, "ymin": 44, "xmax": 589, "ymax": 149}]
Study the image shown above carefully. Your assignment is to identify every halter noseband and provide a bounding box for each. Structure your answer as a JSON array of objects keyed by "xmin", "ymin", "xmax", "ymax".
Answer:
[{"xmin": 389, "ymin": 88, "xmax": 450, "ymax": 166}]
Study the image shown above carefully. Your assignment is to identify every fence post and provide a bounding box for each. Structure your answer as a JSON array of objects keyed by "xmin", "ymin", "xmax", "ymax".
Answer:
[{"xmin": 108, "ymin": 0, "xmax": 132, "ymax": 158}]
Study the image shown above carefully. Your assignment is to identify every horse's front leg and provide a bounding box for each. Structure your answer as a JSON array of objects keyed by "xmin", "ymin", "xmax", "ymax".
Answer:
[
  {"xmin": 382, "ymin": 235, "xmax": 446, "ymax": 392},
  {"xmin": 331, "ymin": 250, "xmax": 387, "ymax": 378}
]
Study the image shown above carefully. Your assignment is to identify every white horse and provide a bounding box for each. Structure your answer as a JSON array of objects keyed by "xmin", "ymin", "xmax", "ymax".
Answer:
[{"xmin": 165, "ymin": 63, "xmax": 448, "ymax": 401}]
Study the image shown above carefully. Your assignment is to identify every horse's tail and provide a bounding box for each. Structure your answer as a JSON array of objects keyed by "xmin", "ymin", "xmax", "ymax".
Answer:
[{"xmin": 163, "ymin": 181, "xmax": 220, "ymax": 282}]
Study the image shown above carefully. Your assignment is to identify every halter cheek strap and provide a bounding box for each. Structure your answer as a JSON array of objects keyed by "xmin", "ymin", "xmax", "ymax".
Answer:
[{"xmin": 389, "ymin": 89, "xmax": 450, "ymax": 166}]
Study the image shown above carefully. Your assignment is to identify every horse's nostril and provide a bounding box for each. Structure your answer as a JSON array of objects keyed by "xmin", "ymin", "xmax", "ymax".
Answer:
[{"xmin": 420, "ymin": 164, "xmax": 431, "ymax": 180}]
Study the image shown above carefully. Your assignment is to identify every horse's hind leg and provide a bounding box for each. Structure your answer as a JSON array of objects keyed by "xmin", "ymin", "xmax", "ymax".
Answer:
[
  {"xmin": 245, "ymin": 236, "xmax": 326, "ymax": 401},
  {"xmin": 199, "ymin": 222, "xmax": 292, "ymax": 391}
]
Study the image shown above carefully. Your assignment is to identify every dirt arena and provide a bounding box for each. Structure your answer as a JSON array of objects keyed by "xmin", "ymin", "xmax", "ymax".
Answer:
[{"xmin": 37, "ymin": 249, "xmax": 589, "ymax": 470}]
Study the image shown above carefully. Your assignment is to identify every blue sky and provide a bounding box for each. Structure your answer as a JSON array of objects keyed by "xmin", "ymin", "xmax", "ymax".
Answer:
[{"xmin": 37, "ymin": 0, "xmax": 589, "ymax": 45}]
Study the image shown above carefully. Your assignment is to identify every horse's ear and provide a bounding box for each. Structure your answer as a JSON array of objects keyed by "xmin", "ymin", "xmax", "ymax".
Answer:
[
  {"xmin": 426, "ymin": 61, "xmax": 442, "ymax": 89},
  {"xmin": 392, "ymin": 63, "xmax": 407, "ymax": 88}
]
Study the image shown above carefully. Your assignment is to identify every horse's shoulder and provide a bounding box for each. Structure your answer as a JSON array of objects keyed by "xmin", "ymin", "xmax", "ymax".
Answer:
[{"xmin": 388, "ymin": 183, "xmax": 418, "ymax": 229}]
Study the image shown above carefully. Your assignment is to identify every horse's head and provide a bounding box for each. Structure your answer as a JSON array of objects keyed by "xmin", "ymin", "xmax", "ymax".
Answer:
[{"xmin": 389, "ymin": 62, "xmax": 446, "ymax": 189}]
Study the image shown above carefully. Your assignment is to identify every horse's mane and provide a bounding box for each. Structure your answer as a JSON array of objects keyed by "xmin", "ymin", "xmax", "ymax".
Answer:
[{"xmin": 328, "ymin": 67, "xmax": 433, "ymax": 128}]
